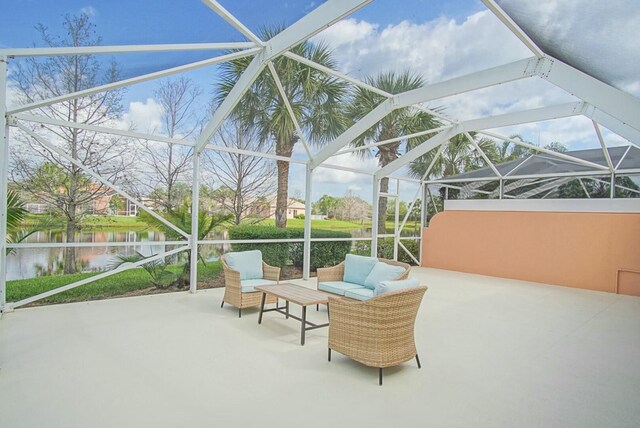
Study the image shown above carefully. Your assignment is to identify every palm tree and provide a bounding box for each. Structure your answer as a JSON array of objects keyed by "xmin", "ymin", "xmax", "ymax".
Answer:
[
  {"xmin": 216, "ymin": 26, "xmax": 348, "ymax": 228},
  {"xmin": 6, "ymin": 190, "xmax": 54, "ymax": 255},
  {"xmin": 409, "ymin": 133, "xmax": 500, "ymax": 180},
  {"xmin": 137, "ymin": 205, "xmax": 231, "ymax": 288},
  {"xmin": 347, "ymin": 71, "xmax": 441, "ymax": 233}
]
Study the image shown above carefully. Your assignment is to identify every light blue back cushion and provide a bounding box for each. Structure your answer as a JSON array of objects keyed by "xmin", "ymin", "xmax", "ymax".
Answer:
[
  {"xmin": 374, "ymin": 278, "xmax": 420, "ymax": 296},
  {"xmin": 363, "ymin": 262, "xmax": 406, "ymax": 290},
  {"xmin": 343, "ymin": 254, "xmax": 378, "ymax": 285},
  {"xmin": 225, "ymin": 250, "xmax": 263, "ymax": 280}
]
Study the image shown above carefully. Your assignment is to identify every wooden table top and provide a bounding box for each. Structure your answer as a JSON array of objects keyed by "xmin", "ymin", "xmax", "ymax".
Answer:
[{"xmin": 255, "ymin": 283, "xmax": 331, "ymax": 306}]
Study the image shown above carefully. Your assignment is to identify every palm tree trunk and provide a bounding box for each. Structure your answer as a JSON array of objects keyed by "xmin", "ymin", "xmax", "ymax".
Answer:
[
  {"xmin": 377, "ymin": 145, "xmax": 399, "ymax": 234},
  {"xmin": 275, "ymin": 159, "xmax": 289, "ymax": 228},
  {"xmin": 274, "ymin": 137, "xmax": 296, "ymax": 229}
]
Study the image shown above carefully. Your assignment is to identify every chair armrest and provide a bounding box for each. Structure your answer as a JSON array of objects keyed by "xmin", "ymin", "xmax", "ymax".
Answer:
[
  {"xmin": 396, "ymin": 267, "xmax": 411, "ymax": 281},
  {"xmin": 317, "ymin": 262, "xmax": 345, "ymax": 284},
  {"xmin": 222, "ymin": 265, "xmax": 242, "ymax": 290},
  {"xmin": 262, "ymin": 262, "xmax": 281, "ymax": 282}
]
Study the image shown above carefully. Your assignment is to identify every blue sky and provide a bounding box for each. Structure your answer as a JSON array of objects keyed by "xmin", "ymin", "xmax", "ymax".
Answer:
[{"xmin": 2, "ymin": 1, "xmax": 638, "ymax": 202}]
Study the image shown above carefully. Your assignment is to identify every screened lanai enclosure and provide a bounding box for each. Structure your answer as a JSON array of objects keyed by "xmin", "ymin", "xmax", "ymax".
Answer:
[{"xmin": 1, "ymin": 0, "xmax": 639, "ymax": 312}]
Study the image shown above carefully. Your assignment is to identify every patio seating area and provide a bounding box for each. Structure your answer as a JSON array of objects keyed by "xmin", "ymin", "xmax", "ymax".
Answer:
[{"xmin": 1, "ymin": 267, "xmax": 639, "ymax": 428}]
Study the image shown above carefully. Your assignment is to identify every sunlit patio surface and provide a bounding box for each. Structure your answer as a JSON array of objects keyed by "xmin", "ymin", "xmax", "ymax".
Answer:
[{"xmin": 1, "ymin": 268, "xmax": 639, "ymax": 428}]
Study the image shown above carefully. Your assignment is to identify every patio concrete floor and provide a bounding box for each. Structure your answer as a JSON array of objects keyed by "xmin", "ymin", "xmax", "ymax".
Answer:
[{"xmin": 1, "ymin": 267, "xmax": 639, "ymax": 428}]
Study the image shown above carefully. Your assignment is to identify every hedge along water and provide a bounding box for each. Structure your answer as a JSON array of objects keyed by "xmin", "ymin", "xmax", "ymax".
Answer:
[{"xmin": 228, "ymin": 226, "xmax": 352, "ymax": 271}]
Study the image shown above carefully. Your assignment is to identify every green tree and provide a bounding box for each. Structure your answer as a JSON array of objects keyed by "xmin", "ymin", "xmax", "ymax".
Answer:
[
  {"xmin": 312, "ymin": 194, "xmax": 340, "ymax": 218},
  {"xmin": 216, "ymin": 26, "xmax": 348, "ymax": 228},
  {"xmin": 346, "ymin": 71, "xmax": 440, "ymax": 233}
]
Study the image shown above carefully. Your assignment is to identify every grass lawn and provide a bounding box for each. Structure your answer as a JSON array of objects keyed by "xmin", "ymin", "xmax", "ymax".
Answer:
[
  {"xmin": 256, "ymin": 218, "xmax": 421, "ymax": 234},
  {"xmin": 6, "ymin": 261, "xmax": 222, "ymax": 306},
  {"xmin": 21, "ymin": 214, "xmax": 150, "ymax": 231}
]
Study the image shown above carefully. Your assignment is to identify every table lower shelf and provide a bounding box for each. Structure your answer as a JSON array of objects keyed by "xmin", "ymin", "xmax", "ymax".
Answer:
[{"xmin": 258, "ymin": 295, "xmax": 329, "ymax": 346}]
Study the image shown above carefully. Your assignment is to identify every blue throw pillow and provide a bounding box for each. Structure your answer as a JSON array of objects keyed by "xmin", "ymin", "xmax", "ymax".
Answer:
[
  {"xmin": 374, "ymin": 278, "xmax": 420, "ymax": 296},
  {"xmin": 225, "ymin": 250, "xmax": 263, "ymax": 280},
  {"xmin": 343, "ymin": 254, "xmax": 378, "ymax": 285},
  {"xmin": 363, "ymin": 262, "xmax": 406, "ymax": 290}
]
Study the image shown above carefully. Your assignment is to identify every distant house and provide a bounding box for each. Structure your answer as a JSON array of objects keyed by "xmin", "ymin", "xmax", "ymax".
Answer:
[{"xmin": 247, "ymin": 195, "xmax": 305, "ymax": 219}]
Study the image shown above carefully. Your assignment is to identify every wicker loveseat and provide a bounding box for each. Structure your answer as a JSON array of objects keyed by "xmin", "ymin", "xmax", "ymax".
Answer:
[
  {"xmin": 220, "ymin": 251, "xmax": 280, "ymax": 317},
  {"xmin": 317, "ymin": 255, "xmax": 411, "ymax": 301},
  {"xmin": 327, "ymin": 286, "xmax": 428, "ymax": 385}
]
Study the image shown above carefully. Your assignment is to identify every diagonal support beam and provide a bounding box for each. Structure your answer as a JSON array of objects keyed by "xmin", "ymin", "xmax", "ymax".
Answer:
[
  {"xmin": 376, "ymin": 127, "xmax": 459, "ymax": 179},
  {"xmin": 481, "ymin": 131, "xmax": 608, "ymax": 171},
  {"xmin": 267, "ymin": 61, "xmax": 313, "ymax": 159},
  {"xmin": 482, "ymin": 0, "xmax": 544, "ymax": 58},
  {"xmin": 8, "ymin": 48, "xmax": 261, "ymax": 116},
  {"xmin": 461, "ymin": 102, "xmax": 586, "ymax": 132},
  {"xmin": 464, "ymin": 131, "xmax": 501, "ymax": 178},
  {"xmin": 10, "ymin": 245, "xmax": 190, "ymax": 308},
  {"xmin": 541, "ymin": 56, "xmax": 640, "ymax": 146},
  {"xmin": 377, "ymin": 102, "xmax": 604, "ymax": 179},
  {"xmin": 311, "ymin": 57, "xmax": 540, "ymax": 169},
  {"xmin": 202, "ymin": 0, "xmax": 264, "ymax": 46},
  {"xmin": 587, "ymin": 109, "xmax": 640, "ymax": 148},
  {"xmin": 0, "ymin": 42, "xmax": 256, "ymax": 57},
  {"xmin": 593, "ymin": 121, "xmax": 614, "ymax": 171},
  {"xmin": 194, "ymin": 0, "xmax": 372, "ymax": 152},
  {"xmin": 16, "ymin": 123, "xmax": 189, "ymax": 238},
  {"xmin": 310, "ymin": 99, "xmax": 394, "ymax": 168},
  {"xmin": 394, "ymin": 57, "xmax": 541, "ymax": 109}
]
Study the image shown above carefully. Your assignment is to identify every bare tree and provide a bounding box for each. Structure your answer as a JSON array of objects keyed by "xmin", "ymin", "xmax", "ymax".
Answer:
[
  {"xmin": 140, "ymin": 77, "xmax": 202, "ymax": 211},
  {"xmin": 11, "ymin": 14, "xmax": 129, "ymax": 274},
  {"xmin": 336, "ymin": 191, "xmax": 371, "ymax": 223},
  {"xmin": 203, "ymin": 121, "xmax": 275, "ymax": 224}
]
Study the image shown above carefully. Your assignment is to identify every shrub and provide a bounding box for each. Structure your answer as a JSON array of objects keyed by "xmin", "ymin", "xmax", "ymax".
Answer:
[
  {"xmin": 294, "ymin": 213, "xmax": 305, "ymax": 219},
  {"xmin": 288, "ymin": 229, "xmax": 351, "ymax": 270},
  {"xmin": 377, "ymin": 237, "xmax": 420, "ymax": 265},
  {"xmin": 228, "ymin": 226, "xmax": 290, "ymax": 267},
  {"xmin": 228, "ymin": 225, "xmax": 351, "ymax": 270}
]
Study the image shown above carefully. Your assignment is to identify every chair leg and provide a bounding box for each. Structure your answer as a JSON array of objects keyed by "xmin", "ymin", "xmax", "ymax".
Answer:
[
  {"xmin": 316, "ymin": 304, "xmax": 319, "ymax": 311},
  {"xmin": 220, "ymin": 300, "xmax": 224, "ymax": 308},
  {"xmin": 379, "ymin": 368, "xmax": 383, "ymax": 386},
  {"xmin": 416, "ymin": 354, "xmax": 422, "ymax": 369},
  {"xmin": 328, "ymin": 348, "xmax": 331, "ymax": 362},
  {"xmin": 238, "ymin": 308, "xmax": 242, "ymax": 318}
]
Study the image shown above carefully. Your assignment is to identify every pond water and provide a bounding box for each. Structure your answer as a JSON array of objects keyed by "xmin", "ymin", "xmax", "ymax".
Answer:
[
  {"xmin": 6, "ymin": 230, "xmax": 230, "ymax": 281},
  {"xmin": 6, "ymin": 224, "xmax": 419, "ymax": 281}
]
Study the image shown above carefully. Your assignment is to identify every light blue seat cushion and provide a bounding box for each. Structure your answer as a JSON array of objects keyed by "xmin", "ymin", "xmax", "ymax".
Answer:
[
  {"xmin": 225, "ymin": 250, "xmax": 263, "ymax": 280},
  {"xmin": 363, "ymin": 262, "xmax": 406, "ymax": 290},
  {"xmin": 318, "ymin": 281, "xmax": 362, "ymax": 296},
  {"xmin": 374, "ymin": 278, "xmax": 420, "ymax": 296},
  {"xmin": 343, "ymin": 254, "xmax": 378, "ymax": 286},
  {"xmin": 240, "ymin": 279, "xmax": 277, "ymax": 293},
  {"xmin": 344, "ymin": 288, "xmax": 374, "ymax": 301}
]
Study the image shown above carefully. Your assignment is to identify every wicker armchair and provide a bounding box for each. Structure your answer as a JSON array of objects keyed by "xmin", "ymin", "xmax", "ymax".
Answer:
[
  {"xmin": 327, "ymin": 286, "xmax": 428, "ymax": 385},
  {"xmin": 220, "ymin": 254, "xmax": 280, "ymax": 317},
  {"xmin": 317, "ymin": 258, "xmax": 411, "ymax": 295}
]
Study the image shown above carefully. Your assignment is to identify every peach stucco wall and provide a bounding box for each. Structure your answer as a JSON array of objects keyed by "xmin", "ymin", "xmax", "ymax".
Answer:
[{"xmin": 421, "ymin": 210, "xmax": 640, "ymax": 295}]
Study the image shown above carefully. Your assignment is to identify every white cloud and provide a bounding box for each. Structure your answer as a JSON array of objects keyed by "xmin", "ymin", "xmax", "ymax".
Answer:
[
  {"xmin": 312, "ymin": 7, "xmax": 639, "ymax": 159},
  {"xmin": 80, "ymin": 6, "xmax": 98, "ymax": 17},
  {"xmin": 119, "ymin": 98, "xmax": 164, "ymax": 134},
  {"xmin": 314, "ymin": 11, "xmax": 531, "ymax": 82}
]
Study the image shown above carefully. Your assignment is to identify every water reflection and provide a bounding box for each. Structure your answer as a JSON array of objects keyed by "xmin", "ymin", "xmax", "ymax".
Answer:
[
  {"xmin": 7, "ymin": 230, "xmax": 227, "ymax": 281},
  {"xmin": 7, "ymin": 224, "xmax": 419, "ymax": 280}
]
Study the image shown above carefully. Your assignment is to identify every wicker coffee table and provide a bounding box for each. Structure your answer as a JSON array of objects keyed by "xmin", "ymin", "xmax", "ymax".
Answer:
[{"xmin": 256, "ymin": 283, "xmax": 330, "ymax": 346}]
